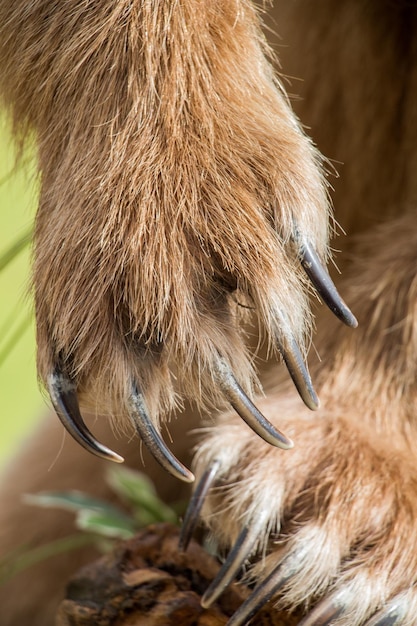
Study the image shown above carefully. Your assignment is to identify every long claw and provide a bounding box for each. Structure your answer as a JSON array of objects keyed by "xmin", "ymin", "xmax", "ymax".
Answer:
[
  {"xmin": 179, "ymin": 461, "xmax": 220, "ymax": 552},
  {"xmin": 202, "ymin": 511, "xmax": 268, "ymax": 608},
  {"xmin": 364, "ymin": 597, "xmax": 408, "ymax": 625},
  {"xmin": 128, "ymin": 385, "xmax": 194, "ymax": 483},
  {"xmin": 214, "ymin": 357, "xmax": 293, "ymax": 450},
  {"xmin": 47, "ymin": 369, "xmax": 124, "ymax": 463},
  {"xmin": 300, "ymin": 240, "xmax": 358, "ymax": 328},
  {"xmin": 298, "ymin": 591, "xmax": 347, "ymax": 625},
  {"xmin": 277, "ymin": 334, "xmax": 319, "ymax": 410},
  {"xmin": 226, "ymin": 553, "xmax": 300, "ymax": 626}
]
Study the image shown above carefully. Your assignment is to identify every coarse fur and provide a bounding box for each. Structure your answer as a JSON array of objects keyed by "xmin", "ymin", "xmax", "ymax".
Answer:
[
  {"xmin": 0, "ymin": 0, "xmax": 329, "ymax": 422},
  {"xmin": 0, "ymin": 0, "xmax": 416, "ymax": 624}
]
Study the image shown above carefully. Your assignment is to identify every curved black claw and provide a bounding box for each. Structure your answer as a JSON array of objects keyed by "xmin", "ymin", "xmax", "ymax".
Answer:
[
  {"xmin": 179, "ymin": 461, "xmax": 220, "ymax": 552},
  {"xmin": 202, "ymin": 512, "xmax": 268, "ymax": 608},
  {"xmin": 277, "ymin": 333, "xmax": 319, "ymax": 410},
  {"xmin": 128, "ymin": 385, "xmax": 194, "ymax": 484},
  {"xmin": 298, "ymin": 591, "xmax": 347, "ymax": 625},
  {"xmin": 47, "ymin": 369, "xmax": 124, "ymax": 463},
  {"xmin": 226, "ymin": 552, "xmax": 301, "ymax": 626},
  {"xmin": 300, "ymin": 240, "xmax": 358, "ymax": 328},
  {"xmin": 214, "ymin": 356, "xmax": 293, "ymax": 449},
  {"xmin": 364, "ymin": 597, "xmax": 408, "ymax": 625}
]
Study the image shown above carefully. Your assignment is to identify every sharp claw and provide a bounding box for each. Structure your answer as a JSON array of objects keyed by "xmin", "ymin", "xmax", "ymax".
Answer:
[
  {"xmin": 365, "ymin": 614, "xmax": 404, "ymax": 626},
  {"xmin": 277, "ymin": 334, "xmax": 319, "ymax": 410},
  {"xmin": 300, "ymin": 240, "xmax": 358, "ymax": 328},
  {"xmin": 47, "ymin": 369, "xmax": 124, "ymax": 463},
  {"xmin": 298, "ymin": 592, "xmax": 346, "ymax": 626},
  {"xmin": 364, "ymin": 597, "xmax": 408, "ymax": 626},
  {"xmin": 179, "ymin": 460, "xmax": 220, "ymax": 552},
  {"xmin": 201, "ymin": 511, "xmax": 268, "ymax": 608},
  {"xmin": 226, "ymin": 553, "xmax": 300, "ymax": 626},
  {"xmin": 128, "ymin": 384, "xmax": 194, "ymax": 483},
  {"xmin": 214, "ymin": 356, "xmax": 293, "ymax": 450}
]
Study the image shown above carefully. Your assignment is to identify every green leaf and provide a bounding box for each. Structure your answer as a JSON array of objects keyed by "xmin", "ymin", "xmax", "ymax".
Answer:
[
  {"xmin": 76, "ymin": 509, "xmax": 136, "ymax": 539},
  {"xmin": 106, "ymin": 466, "xmax": 178, "ymax": 525},
  {"xmin": 24, "ymin": 490, "xmax": 129, "ymax": 518},
  {"xmin": 25, "ymin": 490, "xmax": 138, "ymax": 541}
]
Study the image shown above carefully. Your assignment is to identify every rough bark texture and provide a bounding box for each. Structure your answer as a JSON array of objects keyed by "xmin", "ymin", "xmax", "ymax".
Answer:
[{"xmin": 56, "ymin": 524, "xmax": 302, "ymax": 626}]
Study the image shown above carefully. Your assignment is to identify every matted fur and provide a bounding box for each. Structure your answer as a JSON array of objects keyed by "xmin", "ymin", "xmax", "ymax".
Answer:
[{"xmin": 0, "ymin": 0, "xmax": 417, "ymax": 624}]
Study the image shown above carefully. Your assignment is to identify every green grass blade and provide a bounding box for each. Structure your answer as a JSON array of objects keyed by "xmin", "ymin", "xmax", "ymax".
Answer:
[
  {"xmin": 0, "ymin": 315, "xmax": 31, "ymax": 368},
  {"xmin": 0, "ymin": 228, "xmax": 32, "ymax": 272},
  {"xmin": 0, "ymin": 534, "xmax": 97, "ymax": 585}
]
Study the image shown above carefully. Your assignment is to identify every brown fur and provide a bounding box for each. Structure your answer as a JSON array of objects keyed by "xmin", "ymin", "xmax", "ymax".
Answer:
[
  {"xmin": 0, "ymin": 0, "xmax": 416, "ymax": 624},
  {"xmin": 0, "ymin": 0, "xmax": 328, "ymax": 422}
]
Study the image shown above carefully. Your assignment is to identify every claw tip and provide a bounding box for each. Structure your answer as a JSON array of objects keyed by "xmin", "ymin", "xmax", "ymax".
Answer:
[
  {"xmin": 284, "ymin": 437, "xmax": 295, "ymax": 450},
  {"xmin": 111, "ymin": 453, "xmax": 125, "ymax": 464},
  {"xmin": 350, "ymin": 315, "xmax": 359, "ymax": 329},
  {"xmin": 182, "ymin": 470, "xmax": 196, "ymax": 484},
  {"xmin": 309, "ymin": 394, "xmax": 320, "ymax": 411}
]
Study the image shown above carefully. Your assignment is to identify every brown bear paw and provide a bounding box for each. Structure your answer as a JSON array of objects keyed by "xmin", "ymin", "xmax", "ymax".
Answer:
[
  {"xmin": 18, "ymin": 1, "xmax": 355, "ymax": 481},
  {"xmin": 183, "ymin": 402, "xmax": 417, "ymax": 625}
]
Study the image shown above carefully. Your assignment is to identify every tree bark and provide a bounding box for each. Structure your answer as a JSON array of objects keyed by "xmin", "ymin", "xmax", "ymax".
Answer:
[{"xmin": 56, "ymin": 524, "xmax": 302, "ymax": 626}]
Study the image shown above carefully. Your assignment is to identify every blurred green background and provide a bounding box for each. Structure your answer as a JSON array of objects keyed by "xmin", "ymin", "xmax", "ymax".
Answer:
[{"xmin": 0, "ymin": 117, "xmax": 45, "ymax": 468}]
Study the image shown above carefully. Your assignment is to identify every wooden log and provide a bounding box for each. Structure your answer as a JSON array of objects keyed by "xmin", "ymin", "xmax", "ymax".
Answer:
[{"xmin": 56, "ymin": 524, "xmax": 302, "ymax": 626}]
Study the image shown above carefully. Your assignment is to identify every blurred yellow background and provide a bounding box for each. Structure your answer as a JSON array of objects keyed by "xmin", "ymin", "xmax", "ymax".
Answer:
[{"xmin": 0, "ymin": 117, "xmax": 45, "ymax": 467}]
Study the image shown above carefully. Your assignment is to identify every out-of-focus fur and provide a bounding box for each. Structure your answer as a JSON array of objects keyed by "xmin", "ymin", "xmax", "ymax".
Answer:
[{"xmin": 0, "ymin": 0, "xmax": 416, "ymax": 624}]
